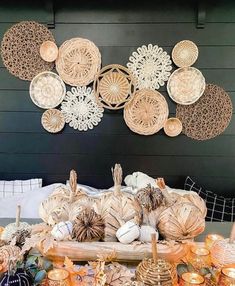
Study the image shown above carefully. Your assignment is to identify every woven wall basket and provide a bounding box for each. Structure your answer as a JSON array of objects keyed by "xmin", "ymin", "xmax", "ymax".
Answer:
[
  {"xmin": 93, "ymin": 64, "xmax": 136, "ymax": 110},
  {"xmin": 124, "ymin": 89, "xmax": 169, "ymax": 135},
  {"xmin": 172, "ymin": 40, "xmax": 199, "ymax": 68},
  {"xmin": 30, "ymin": 71, "xmax": 66, "ymax": 109},
  {"xmin": 167, "ymin": 67, "xmax": 205, "ymax": 105},
  {"xmin": 56, "ymin": 37, "xmax": 101, "ymax": 86},
  {"xmin": 1, "ymin": 21, "xmax": 55, "ymax": 81},
  {"xmin": 41, "ymin": 109, "xmax": 65, "ymax": 133},
  {"xmin": 176, "ymin": 83, "xmax": 233, "ymax": 141}
]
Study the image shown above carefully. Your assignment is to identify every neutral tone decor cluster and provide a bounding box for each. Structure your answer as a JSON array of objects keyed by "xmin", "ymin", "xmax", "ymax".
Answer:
[
  {"xmin": 167, "ymin": 67, "xmax": 206, "ymax": 105},
  {"xmin": 61, "ymin": 86, "xmax": 104, "ymax": 131},
  {"xmin": 56, "ymin": 37, "xmax": 101, "ymax": 86},
  {"xmin": 30, "ymin": 71, "xmax": 66, "ymax": 109},
  {"xmin": 124, "ymin": 89, "xmax": 169, "ymax": 135},
  {"xmin": 41, "ymin": 109, "xmax": 65, "ymax": 133},
  {"xmin": 172, "ymin": 40, "xmax": 199, "ymax": 67},
  {"xmin": 127, "ymin": 44, "xmax": 172, "ymax": 90},
  {"xmin": 1, "ymin": 21, "xmax": 55, "ymax": 81},
  {"xmin": 94, "ymin": 64, "xmax": 136, "ymax": 110},
  {"xmin": 176, "ymin": 83, "xmax": 233, "ymax": 140}
]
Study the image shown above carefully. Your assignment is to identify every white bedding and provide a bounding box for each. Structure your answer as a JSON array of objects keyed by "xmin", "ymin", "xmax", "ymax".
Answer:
[{"xmin": 0, "ymin": 183, "xmax": 62, "ymax": 218}]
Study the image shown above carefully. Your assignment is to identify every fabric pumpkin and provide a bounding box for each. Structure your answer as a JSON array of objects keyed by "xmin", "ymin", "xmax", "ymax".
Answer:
[{"xmin": 0, "ymin": 269, "xmax": 33, "ymax": 286}]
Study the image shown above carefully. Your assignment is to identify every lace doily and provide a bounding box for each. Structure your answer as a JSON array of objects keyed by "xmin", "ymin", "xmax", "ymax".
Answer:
[
  {"xmin": 1, "ymin": 21, "xmax": 55, "ymax": 81},
  {"xmin": 176, "ymin": 84, "xmax": 233, "ymax": 140},
  {"xmin": 61, "ymin": 86, "xmax": 104, "ymax": 131},
  {"xmin": 172, "ymin": 40, "xmax": 198, "ymax": 67},
  {"xmin": 56, "ymin": 38, "xmax": 101, "ymax": 86},
  {"xmin": 124, "ymin": 89, "xmax": 169, "ymax": 135},
  {"xmin": 93, "ymin": 64, "xmax": 136, "ymax": 110},
  {"xmin": 30, "ymin": 71, "xmax": 66, "ymax": 109},
  {"xmin": 127, "ymin": 44, "xmax": 172, "ymax": 90},
  {"xmin": 167, "ymin": 67, "xmax": 205, "ymax": 105},
  {"xmin": 41, "ymin": 109, "xmax": 65, "ymax": 133}
]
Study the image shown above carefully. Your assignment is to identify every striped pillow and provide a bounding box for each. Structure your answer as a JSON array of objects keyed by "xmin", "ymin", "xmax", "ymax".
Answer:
[{"xmin": 184, "ymin": 176, "xmax": 235, "ymax": 222}]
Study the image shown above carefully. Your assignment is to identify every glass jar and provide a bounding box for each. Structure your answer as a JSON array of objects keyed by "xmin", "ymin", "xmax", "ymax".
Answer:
[
  {"xmin": 205, "ymin": 234, "xmax": 224, "ymax": 249},
  {"xmin": 179, "ymin": 272, "xmax": 205, "ymax": 285},
  {"xmin": 218, "ymin": 265, "xmax": 235, "ymax": 286},
  {"xmin": 47, "ymin": 269, "xmax": 71, "ymax": 286},
  {"xmin": 188, "ymin": 246, "xmax": 211, "ymax": 270}
]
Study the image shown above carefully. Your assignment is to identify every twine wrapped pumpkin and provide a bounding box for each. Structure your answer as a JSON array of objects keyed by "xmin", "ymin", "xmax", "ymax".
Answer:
[
  {"xmin": 136, "ymin": 234, "xmax": 176, "ymax": 286},
  {"xmin": 157, "ymin": 202, "xmax": 205, "ymax": 241},
  {"xmin": 1, "ymin": 206, "xmax": 30, "ymax": 242},
  {"xmin": 95, "ymin": 164, "xmax": 142, "ymax": 241},
  {"xmin": 211, "ymin": 222, "xmax": 235, "ymax": 267}
]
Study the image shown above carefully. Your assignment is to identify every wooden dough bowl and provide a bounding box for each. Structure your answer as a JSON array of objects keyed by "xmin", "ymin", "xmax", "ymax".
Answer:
[{"xmin": 38, "ymin": 241, "xmax": 190, "ymax": 263}]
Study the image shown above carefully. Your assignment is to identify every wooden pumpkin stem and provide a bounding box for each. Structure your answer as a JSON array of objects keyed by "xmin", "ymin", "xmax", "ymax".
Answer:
[
  {"xmin": 15, "ymin": 205, "xmax": 21, "ymax": 227},
  {"xmin": 69, "ymin": 169, "xmax": 77, "ymax": 202},
  {"xmin": 229, "ymin": 222, "xmax": 235, "ymax": 243},
  {"xmin": 112, "ymin": 164, "xmax": 122, "ymax": 195},
  {"xmin": 151, "ymin": 233, "xmax": 157, "ymax": 264}
]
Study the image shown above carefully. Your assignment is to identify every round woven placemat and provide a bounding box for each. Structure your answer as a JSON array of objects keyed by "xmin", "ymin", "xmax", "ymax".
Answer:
[
  {"xmin": 94, "ymin": 64, "xmax": 136, "ymax": 110},
  {"xmin": 176, "ymin": 84, "xmax": 233, "ymax": 140},
  {"xmin": 56, "ymin": 37, "xmax": 101, "ymax": 86},
  {"xmin": 1, "ymin": 21, "xmax": 55, "ymax": 81},
  {"xmin": 124, "ymin": 89, "xmax": 169, "ymax": 135},
  {"xmin": 172, "ymin": 40, "xmax": 198, "ymax": 68}
]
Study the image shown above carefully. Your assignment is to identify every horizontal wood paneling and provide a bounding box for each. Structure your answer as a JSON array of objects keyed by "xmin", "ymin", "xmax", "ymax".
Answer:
[
  {"xmin": 0, "ymin": 133, "xmax": 234, "ymax": 157},
  {"xmin": 0, "ymin": 112, "xmax": 234, "ymax": 135},
  {"xmin": 0, "ymin": 0, "xmax": 235, "ymax": 195}
]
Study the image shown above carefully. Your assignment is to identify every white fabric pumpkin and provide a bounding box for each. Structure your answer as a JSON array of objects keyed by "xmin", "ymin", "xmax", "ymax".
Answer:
[
  {"xmin": 116, "ymin": 220, "xmax": 140, "ymax": 244},
  {"xmin": 51, "ymin": 221, "xmax": 73, "ymax": 241}
]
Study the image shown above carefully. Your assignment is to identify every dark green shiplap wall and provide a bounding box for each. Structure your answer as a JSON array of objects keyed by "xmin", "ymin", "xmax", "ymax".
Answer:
[{"xmin": 0, "ymin": 0, "xmax": 235, "ymax": 196}]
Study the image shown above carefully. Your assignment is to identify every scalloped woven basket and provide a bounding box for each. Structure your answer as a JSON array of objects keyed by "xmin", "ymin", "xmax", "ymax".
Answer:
[{"xmin": 124, "ymin": 89, "xmax": 169, "ymax": 135}]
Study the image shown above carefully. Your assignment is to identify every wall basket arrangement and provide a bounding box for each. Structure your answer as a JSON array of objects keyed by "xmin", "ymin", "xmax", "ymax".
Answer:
[{"xmin": 0, "ymin": 20, "xmax": 233, "ymax": 140}]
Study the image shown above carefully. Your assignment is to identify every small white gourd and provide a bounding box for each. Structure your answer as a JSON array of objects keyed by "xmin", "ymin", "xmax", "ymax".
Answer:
[
  {"xmin": 51, "ymin": 221, "xmax": 73, "ymax": 241},
  {"xmin": 139, "ymin": 225, "xmax": 159, "ymax": 243},
  {"xmin": 116, "ymin": 220, "xmax": 140, "ymax": 244}
]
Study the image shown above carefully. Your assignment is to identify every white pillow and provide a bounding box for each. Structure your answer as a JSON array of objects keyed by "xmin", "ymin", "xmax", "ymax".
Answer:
[
  {"xmin": 0, "ymin": 179, "xmax": 42, "ymax": 198},
  {"xmin": 0, "ymin": 183, "xmax": 62, "ymax": 218}
]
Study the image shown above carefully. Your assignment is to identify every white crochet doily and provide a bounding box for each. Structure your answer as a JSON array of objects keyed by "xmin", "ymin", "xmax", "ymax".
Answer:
[
  {"xmin": 127, "ymin": 44, "xmax": 172, "ymax": 90},
  {"xmin": 61, "ymin": 86, "xmax": 104, "ymax": 131}
]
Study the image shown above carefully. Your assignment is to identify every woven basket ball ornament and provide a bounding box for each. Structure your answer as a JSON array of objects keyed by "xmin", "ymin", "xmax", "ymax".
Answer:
[
  {"xmin": 93, "ymin": 64, "xmax": 136, "ymax": 110},
  {"xmin": 176, "ymin": 84, "xmax": 233, "ymax": 141},
  {"xmin": 56, "ymin": 37, "xmax": 101, "ymax": 86},
  {"xmin": 124, "ymin": 89, "xmax": 169, "ymax": 135},
  {"xmin": 1, "ymin": 21, "xmax": 55, "ymax": 81}
]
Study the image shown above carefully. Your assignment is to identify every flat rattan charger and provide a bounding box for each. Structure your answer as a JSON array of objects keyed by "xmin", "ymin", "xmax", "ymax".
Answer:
[
  {"xmin": 1, "ymin": 21, "xmax": 55, "ymax": 81},
  {"xmin": 124, "ymin": 89, "xmax": 169, "ymax": 135},
  {"xmin": 176, "ymin": 83, "xmax": 233, "ymax": 140}
]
